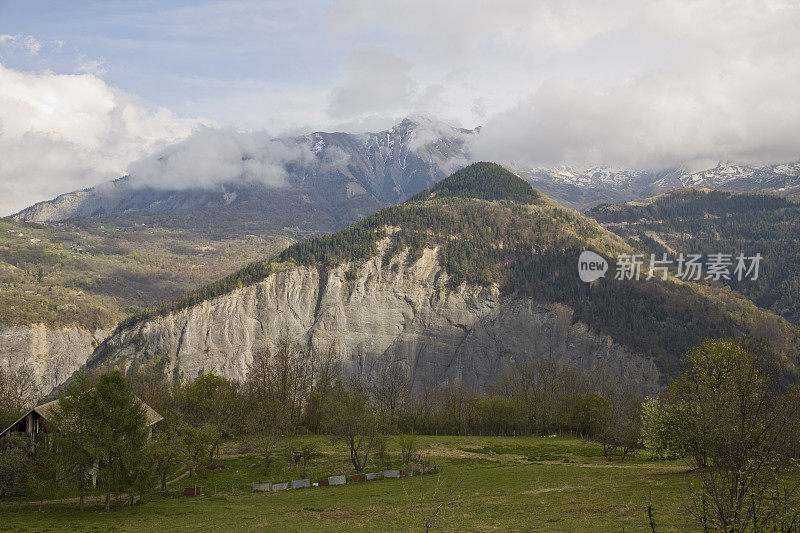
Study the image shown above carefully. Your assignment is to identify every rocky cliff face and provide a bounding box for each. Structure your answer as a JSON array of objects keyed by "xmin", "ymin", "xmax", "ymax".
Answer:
[
  {"xmin": 0, "ymin": 323, "xmax": 110, "ymax": 397},
  {"xmin": 88, "ymin": 245, "xmax": 660, "ymax": 394}
]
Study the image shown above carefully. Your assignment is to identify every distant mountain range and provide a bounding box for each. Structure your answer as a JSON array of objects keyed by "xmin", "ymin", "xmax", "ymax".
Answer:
[
  {"xmin": 11, "ymin": 118, "xmax": 800, "ymax": 228},
  {"xmin": 514, "ymin": 161, "xmax": 800, "ymax": 209}
]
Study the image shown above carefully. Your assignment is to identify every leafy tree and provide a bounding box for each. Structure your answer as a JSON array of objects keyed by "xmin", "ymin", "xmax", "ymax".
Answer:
[
  {"xmin": 298, "ymin": 441, "xmax": 321, "ymax": 479},
  {"xmin": 50, "ymin": 384, "xmax": 96, "ymax": 511},
  {"xmin": 640, "ymin": 397, "xmax": 694, "ymax": 460},
  {"xmin": 474, "ymin": 395, "xmax": 521, "ymax": 436},
  {"xmin": 151, "ymin": 426, "xmax": 181, "ymax": 492},
  {"xmin": 562, "ymin": 391, "xmax": 609, "ymax": 439},
  {"xmin": 177, "ymin": 423, "xmax": 220, "ymax": 477},
  {"xmin": 27, "ymin": 446, "xmax": 61, "ymax": 510},
  {"xmin": 179, "ymin": 373, "xmax": 242, "ymax": 456},
  {"xmin": 50, "ymin": 371, "xmax": 150, "ymax": 511},
  {"xmin": 398, "ymin": 433, "xmax": 420, "ymax": 466},
  {"xmin": 0, "ymin": 434, "xmax": 32, "ymax": 498},
  {"xmin": 666, "ymin": 339, "xmax": 800, "ymax": 531}
]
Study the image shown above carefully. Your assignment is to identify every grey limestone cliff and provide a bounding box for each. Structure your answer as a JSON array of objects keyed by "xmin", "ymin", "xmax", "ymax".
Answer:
[
  {"xmin": 0, "ymin": 323, "xmax": 110, "ymax": 397},
  {"xmin": 88, "ymin": 245, "xmax": 660, "ymax": 394}
]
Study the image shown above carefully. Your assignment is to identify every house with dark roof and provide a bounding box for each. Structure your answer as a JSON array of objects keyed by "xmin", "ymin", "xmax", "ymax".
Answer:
[{"xmin": 0, "ymin": 397, "xmax": 164, "ymax": 451}]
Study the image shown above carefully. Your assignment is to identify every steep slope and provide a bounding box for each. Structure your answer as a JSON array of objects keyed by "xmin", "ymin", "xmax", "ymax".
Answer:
[
  {"xmin": 0, "ymin": 323, "xmax": 111, "ymax": 397},
  {"xmin": 589, "ymin": 188, "xmax": 800, "ymax": 323},
  {"xmin": 84, "ymin": 163, "xmax": 800, "ymax": 394}
]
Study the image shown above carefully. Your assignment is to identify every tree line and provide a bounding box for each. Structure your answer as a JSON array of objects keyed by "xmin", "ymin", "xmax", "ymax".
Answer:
[
  {"xmin": 3, "ymin": 337, "xmax": 800, "ymax": 531},
  {"xmin": 0, "ymin": 337, "xmax": 646, "ymax": 507}
]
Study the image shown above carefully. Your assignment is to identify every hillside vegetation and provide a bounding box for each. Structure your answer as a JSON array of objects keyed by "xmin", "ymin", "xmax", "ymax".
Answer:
[
  {"xmin": 589, "ymin": 189, "xmax": 800, "ymax": 324},
  {"xmin": 0, "ymin": 217, "xmax": 290, "ymax": 330},
  {"xmin": 117, "ymin": 163, "xmax": 800, "ymax": 380}
]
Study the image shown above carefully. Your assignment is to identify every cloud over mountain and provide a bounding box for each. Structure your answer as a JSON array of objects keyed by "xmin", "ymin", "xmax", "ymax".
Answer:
[
  {"xmin": 3, "ymin": 0, "xmax": 800, "ymax": 215},
  {"xmin": 126, "ymin": 127, "xmax": 315, "ymax": 190},
  {"xmin": 0, "ymin": 64, "xmax": 200, "ymax": 215},
  {"xmin": 474, "ymin": 1, "xmax": 800, "ymax": 170}
]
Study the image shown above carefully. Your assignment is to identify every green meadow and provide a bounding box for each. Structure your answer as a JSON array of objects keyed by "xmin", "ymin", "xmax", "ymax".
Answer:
[{"xmin": 0, "ymin": 435, "xmax": 698, "ymax": 532}]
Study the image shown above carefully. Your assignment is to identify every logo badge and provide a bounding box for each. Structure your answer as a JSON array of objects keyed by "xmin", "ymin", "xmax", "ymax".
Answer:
[{"xmin": 578, "ymin": 251, "xmax": 608, "ymax": 282}]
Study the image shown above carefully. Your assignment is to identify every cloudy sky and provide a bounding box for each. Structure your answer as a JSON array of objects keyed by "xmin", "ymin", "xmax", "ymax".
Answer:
[{"xmin": 1, "ymin": 0, "xmax": 799, "ymax": 215}]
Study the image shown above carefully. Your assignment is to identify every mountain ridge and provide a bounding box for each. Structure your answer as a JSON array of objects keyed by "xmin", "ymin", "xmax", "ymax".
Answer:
[
  {"xmin": 11, "ymin": 118, "xmax": 475, "ymax": 229},
  {"xmin": 588, "ymin": 187, "xmax": 800, "ymax": 325}
]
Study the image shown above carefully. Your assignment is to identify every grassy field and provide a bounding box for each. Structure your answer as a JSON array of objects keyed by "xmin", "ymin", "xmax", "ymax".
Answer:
[{"xmin": 0, "ymin": 435, "xmax": 701, "ymax": 532}]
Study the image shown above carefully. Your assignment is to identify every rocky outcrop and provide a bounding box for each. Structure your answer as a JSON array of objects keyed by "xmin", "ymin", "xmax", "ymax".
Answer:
[
  {"xmin": 88, "ymin": 246, "xmax": 660, "ymax": 394},
  {"xmin": 0, "ymin": 323, "xmax": 111, "ymax": 397}
]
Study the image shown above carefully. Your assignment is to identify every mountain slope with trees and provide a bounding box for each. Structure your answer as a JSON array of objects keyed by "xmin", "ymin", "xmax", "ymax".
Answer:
[
  {"xmin": 588, "ymin": 188, "xmax": 800, "ymax": 324},
  {"xmin": 101, "ymin": 163, "xmax": 800, "ymax": 385}
]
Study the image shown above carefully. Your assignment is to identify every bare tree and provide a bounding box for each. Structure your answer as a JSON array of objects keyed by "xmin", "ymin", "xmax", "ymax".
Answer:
[
  {"xmin": 303, "ymin": 342, "xmax": 340, "ymax": 432},
  {"xmin": 370, "ymin": 365, "xmax": 410, "ymax": 430},
  {"xmin": 491, "ymin": 360, "xmax": 589, "ymax": 435},
  {"xmin": 403, "ymin": 471, "xmax": 463, "ymax": 533},
  {"xmin": 323, "ymin": 377, "xmax": 378, "ymax": 474},
  {"xmin": 246, "ymin": 337, "xmax": 314, "ymax": 429},
  {"xmin": 597, "ymin": 389, "xmax": 644, "ymax": 461},
  {"xmin": 408, "ymin": 377, "xmax": 438, "ymax": 433},
  {"xmin": 443, "ymin": 382, "xmax": 478, "ymax": 435},
  {"xmin": 0, "ymin": 364, "xmax": 39, "ymax": 427}
]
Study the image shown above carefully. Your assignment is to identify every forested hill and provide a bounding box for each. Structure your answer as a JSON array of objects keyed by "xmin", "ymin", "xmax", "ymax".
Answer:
[
  {"xmin": 588, "ymin": 188, "xmax": 800, "ymax": 325},
  {"xmin": 118, "ymin": 163, "xmax": 800, "ymax": 380},
  {"xmin": 408, "ymin": 162, "xmax": 543, "ymax": 203}
]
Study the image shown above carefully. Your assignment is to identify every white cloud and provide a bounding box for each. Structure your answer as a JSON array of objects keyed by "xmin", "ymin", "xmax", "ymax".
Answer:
[
  {"xmin": 327, "ymin": 0, "xmax": 631, "ymax": 62},
  {"xmin": 328, "ymin": 46, "xmax": 415, "ymax": 118},
  {"xmin": 76, "ymin": 56, "xmax": 107, "ymax": 76},
  {"xmin": 2, "ymin": 0, "xmax": 800, "ymax": 213},
  {"xmin": 468, "ymin": 1, "xmax": 800, "ymax": 169},
  {"xmin": 0, "ymin": 64, "xmax": 201, "ymax": 215},
  {"xmin": 326, "ymin": 0, "xmax": 800, "ymax": 170},
  {"xmin": 0, "ymin": 34, "xmax": 42, "ymax": 55},
  {"xmin": 126, "ymin": 127, "xmax": 315, "ymax": 190}
]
